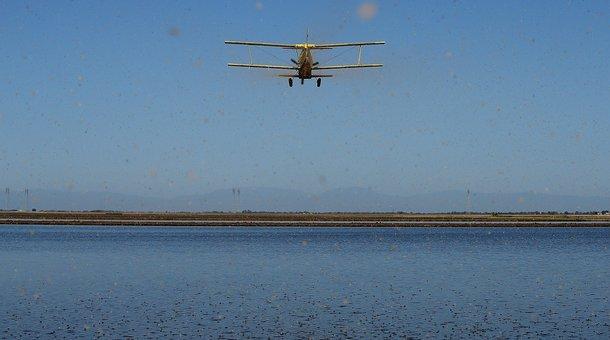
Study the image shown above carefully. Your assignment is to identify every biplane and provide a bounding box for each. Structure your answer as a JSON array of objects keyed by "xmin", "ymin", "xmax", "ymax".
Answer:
[{"xmin": 225, "ymin": 34, "xmax": 384, "ymax": 87}]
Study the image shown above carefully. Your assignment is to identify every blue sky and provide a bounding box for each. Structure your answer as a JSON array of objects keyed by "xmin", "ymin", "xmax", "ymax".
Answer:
[{"xmin": 1, "ymin": 1, "xmax": 609, "ymax": 198}]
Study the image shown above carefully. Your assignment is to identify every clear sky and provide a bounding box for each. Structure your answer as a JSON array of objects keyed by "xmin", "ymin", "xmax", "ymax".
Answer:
[{"xmin": 1, "ymin": 1, "xmax": 609, "ymax": 198}]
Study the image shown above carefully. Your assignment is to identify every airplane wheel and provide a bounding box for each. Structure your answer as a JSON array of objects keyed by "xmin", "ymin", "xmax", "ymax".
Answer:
[
  {"xmin": 288, "ymin": 78, "xmax": 293, "ymax": 87},
  {"xmin": 301, "ymin": 78, "xmax": 304, "ymax": 85},
  {"xmin": 317, "ymin": 78, "xmax": 321, "ymax": 87}
]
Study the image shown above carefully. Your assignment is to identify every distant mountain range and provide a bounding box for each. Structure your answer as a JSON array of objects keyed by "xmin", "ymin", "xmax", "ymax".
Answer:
[{"xmin": 2, "ymin": 187, "xmax": 609, "ymax": 213}]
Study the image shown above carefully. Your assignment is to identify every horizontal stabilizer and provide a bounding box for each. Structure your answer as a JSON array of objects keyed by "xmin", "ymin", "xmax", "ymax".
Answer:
[{"xmin": 276, "ymin": 74, "xmax": 334, "ymax": 78}]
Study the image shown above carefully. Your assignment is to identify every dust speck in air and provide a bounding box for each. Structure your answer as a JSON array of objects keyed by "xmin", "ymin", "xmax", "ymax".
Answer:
[{"xmin": 357, "ymin": 3, "xmax": 378, "ymax": 20}]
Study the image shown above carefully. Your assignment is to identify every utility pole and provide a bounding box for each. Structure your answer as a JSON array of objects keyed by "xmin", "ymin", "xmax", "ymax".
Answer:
[
  {"xmin": 24, "ymin": 188, "xmax": 29, "ymax": 211},
  {"xmin": 4, "ymin": 188, "xmax": 9, "ymax": 210},
  {"xmin": 232, "ymin": 187, "xmax": 241, "ymax": 212},
  {"xmin": 466, "ymin": 189, "xmax": 471, "ymax": 213},
  {"xmin": 236, "ymin": 187, "xmax": 241, "ymax": 213}
]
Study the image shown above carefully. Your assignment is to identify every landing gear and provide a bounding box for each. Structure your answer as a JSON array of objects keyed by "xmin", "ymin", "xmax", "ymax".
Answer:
[
  {"xmin": 301, "ymin": 78, "xmax": 304, "ymax": 85},
  {"xmin": 288, "ymin": 78, "xmax": 293, "ymax": 87},
  {"xmin": 316, "ymin": 78, "xmax": 321, "ymax": 87}
]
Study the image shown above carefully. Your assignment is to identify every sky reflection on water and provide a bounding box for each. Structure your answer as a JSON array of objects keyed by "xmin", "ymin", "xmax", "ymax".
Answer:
[{"xmin": 1, "ymin": 226, "xmax": 609, "ymax": 338}]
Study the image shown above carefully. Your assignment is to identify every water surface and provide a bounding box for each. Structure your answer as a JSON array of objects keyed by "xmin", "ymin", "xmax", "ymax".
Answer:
[{"xmin": 1, "ymin": 226, "xmax": 608, "ymax": 338}]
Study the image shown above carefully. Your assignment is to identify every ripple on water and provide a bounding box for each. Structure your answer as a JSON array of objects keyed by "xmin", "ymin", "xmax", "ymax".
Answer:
[{"xmin": 0, "ymin": 226, "xmax": 609, "ymax": 338}]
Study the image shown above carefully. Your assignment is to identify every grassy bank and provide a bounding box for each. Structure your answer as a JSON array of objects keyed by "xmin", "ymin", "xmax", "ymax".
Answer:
[{"xmin": 1, "ymin": 211, "xmax": 610, "ymax": 227}]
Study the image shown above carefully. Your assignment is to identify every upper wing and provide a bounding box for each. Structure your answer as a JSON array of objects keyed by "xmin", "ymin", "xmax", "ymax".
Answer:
[
  {"xmin": 225, "ymin": 40, "xmax": 296, "ymax": 48},
  {"xmin": 314, "ymin": 64, "xmax": 383, "ymax": 70},
  {"xmin": 225, "ymin": 40, "xmax": 386, "ymax": 49},
  {"xmin": 228, "ymin": 63, "xmax": 297, "ymax": 70},
  {"xmin": 312, "ymin": 41, "xmax": 385, "ymax": 48}
]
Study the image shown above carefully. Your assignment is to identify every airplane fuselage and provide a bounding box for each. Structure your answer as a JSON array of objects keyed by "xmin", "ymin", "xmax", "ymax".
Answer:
[{"xmin": 297, "ymin": 48, "xmax": 314, "ymax": 79}]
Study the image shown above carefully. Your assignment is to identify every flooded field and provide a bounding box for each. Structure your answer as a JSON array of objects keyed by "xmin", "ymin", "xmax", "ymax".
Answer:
[{"xmin": 1, "ymin": 226, "xmax": 609, "ymax": 338}]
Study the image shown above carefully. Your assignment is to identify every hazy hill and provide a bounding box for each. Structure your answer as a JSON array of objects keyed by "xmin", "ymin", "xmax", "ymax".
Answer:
[{"xmin": 2, "ymin": 188, "xmax": 609, "ymax": 213}]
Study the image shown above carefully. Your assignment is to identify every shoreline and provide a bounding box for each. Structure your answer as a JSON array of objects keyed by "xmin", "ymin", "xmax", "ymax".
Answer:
[{"xmin": 1, "ymin": 211, "xmax": 610, "ymax": 227}]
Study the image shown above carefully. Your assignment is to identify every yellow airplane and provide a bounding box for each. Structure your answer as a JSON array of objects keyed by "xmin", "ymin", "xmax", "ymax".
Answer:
[{"xmin": 225, "ymin": 34, "xmax": 384, "ymax": 87}]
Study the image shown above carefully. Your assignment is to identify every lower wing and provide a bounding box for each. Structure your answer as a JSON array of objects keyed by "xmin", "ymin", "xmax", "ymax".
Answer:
[
  {"xmin": 228, "ymin": 63, "xmax": 297, "ymax": 70},
  {"xmin": 314, "ymin": 64, "xmax": 383, "ymax": 70}
]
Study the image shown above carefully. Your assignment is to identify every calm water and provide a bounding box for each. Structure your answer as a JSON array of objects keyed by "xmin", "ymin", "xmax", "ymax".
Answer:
[{"xmin": 0, "ymin": 226, "xmax": 608, "ymax": 338}]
